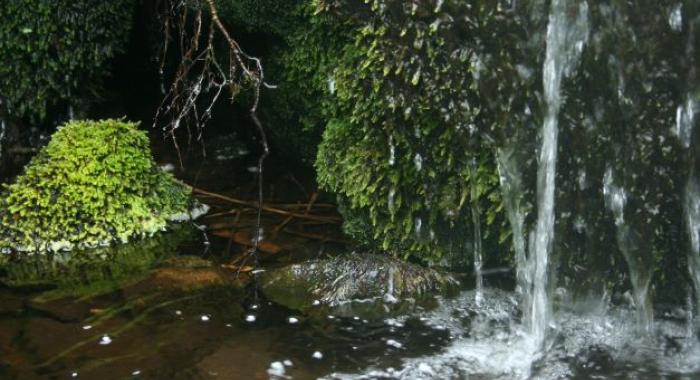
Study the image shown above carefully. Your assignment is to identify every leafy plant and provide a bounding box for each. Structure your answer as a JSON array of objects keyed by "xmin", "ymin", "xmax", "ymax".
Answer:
[{"xmin": 315, "ymin": 0, "xmax": 507, "ymax": 267}]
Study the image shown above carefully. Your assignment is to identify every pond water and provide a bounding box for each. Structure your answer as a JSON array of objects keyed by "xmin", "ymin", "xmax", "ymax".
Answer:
[
  {"xmin": 2, "ymin": 259, "xmax": 699, "ymax": 379},
  {"xmin": 2, "ymin": 1, "xmax": 700, "ymax": 379}
]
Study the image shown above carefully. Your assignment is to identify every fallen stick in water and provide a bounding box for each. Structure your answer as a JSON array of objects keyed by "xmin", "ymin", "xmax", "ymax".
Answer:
[{"xmin": 190, "ymin": 186, "xmax": 342, "ymax": 224}]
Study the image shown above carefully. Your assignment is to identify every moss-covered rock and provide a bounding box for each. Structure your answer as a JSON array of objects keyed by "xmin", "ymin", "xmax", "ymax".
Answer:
[
  {"xmin": 0, "ymin": 119, "xmax": 206, "ymax": 253},
  {"xmin": 261, "ymin": 253, "xmax": 458, "ymax": 311}
]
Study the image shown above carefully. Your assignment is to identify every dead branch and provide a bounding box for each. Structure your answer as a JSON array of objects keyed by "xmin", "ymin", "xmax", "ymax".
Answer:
[{"xmin": 191, "ymin": 186, "xmax": 342, "ymax": 224}]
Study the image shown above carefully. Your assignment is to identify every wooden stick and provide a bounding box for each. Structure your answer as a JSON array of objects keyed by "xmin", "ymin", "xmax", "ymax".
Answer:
[
  {"xmin": 283, "ymin": 228, "xmax": 353, "ymax": 245},
  {"xmin": 191, "ymin": 186, "xmax": 342, "ymax": 224}
]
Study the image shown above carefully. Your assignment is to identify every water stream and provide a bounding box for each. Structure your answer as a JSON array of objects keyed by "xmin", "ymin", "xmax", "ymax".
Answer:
[
  {"xmin": 681, "ymin": 3, "xmax": 700, "ymax": 334},
  {"xmin": 470, "ymin": 158, "xmax": 484, "ymax": 305},
  {"xmin": 527, "ymin": 0, "xmax": 589, "ymax": 345}
]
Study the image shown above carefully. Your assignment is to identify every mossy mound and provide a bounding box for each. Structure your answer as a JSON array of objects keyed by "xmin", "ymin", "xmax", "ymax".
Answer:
[{"xmin": 0, "ymin": 119, "xmax": 205, "ymax": 253}]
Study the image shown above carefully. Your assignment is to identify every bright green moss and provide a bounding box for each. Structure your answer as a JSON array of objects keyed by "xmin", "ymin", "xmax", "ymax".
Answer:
[{"xmin": 0, "ymin": 119, "xmax": 201, "ymax": 253}]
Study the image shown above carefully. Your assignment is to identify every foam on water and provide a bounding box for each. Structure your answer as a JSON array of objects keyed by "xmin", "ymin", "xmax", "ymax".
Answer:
[{"xmin": 323, "ymin": 288, "xmax": 700, "ymax": 380}]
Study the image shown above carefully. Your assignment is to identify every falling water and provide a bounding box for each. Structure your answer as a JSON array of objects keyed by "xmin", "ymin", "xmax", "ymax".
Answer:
[
  {"xmin": 681, "ymin": 4, "xmax": 700, "ymax": 333},
  {"xmin": 684, "ymin": 107, "xmax": 699, "ymax": 331},
  {"xmin": 0, "ymin": 118, "xmax": 5, "ymax": 160},
  {"xmin": 470, "ymin": 158, "xmax": 483, "ymax": 305},
  {"xmin": 496, "ymin": 148, "xmax": 530, "ymax": 306},
  {"xmin": 603, "ymin": 168, "xmax": 654, "ymax": 331},
  {"xmin": 527, "ymin": 0, "xmax": 589, "ymax": 344}
]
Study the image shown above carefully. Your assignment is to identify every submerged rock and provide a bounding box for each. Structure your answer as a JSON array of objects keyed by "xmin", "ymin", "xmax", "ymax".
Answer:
[
  {"xmin": 141, "ymin": 255, "xmax": 243, "ymax": 292},
  {"xmin": 0, "ymin": 119, "xmax": 207, "ymax": 253},
  {"xmin": 261, "ymin": 253, "xmax": 458, "ymax": 311}
]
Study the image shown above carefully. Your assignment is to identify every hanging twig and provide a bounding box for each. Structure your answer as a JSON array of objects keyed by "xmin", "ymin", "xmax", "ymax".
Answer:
[{"xmin": 156, "ymin": 0, "xmax": 278, "ymax": 274}]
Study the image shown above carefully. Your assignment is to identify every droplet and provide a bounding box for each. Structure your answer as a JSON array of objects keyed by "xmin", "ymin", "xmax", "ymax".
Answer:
[
  {"xmin": 245, "ymin": 314, "xmax": 256, "ymax": 323},
  {"xmin": 312, "ymin": 351, "xmax": 323, "ymax": 360},
  {"xmin": 99, "ymin": 335, "xmax": 112, "ymax": 345},
  {"xmin": 288, "ymin": 317, "xmax": 299, "ymax": 324},
  {"xmin": 267, "ymin": 361, "xmax": 286, "ymax": 377},
  {"xmin": 200, "ymin": 315, "xmax": 210, "ymax": 322}
]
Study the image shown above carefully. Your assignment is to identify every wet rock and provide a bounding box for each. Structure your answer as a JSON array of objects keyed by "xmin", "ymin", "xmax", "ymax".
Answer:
[
  {"xmin": 26, "ymin": 298, "xmax": 93, "ymax": 323},
  {"xmin": 261, "ymin": 253, "xmax": 458, "ymax": 312},
  {"xmin": 141, "ymin": 256, "xmax": 243, "ymax": 292}
]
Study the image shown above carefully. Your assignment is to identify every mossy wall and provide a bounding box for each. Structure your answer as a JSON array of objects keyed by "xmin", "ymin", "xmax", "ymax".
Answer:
[
  {"xmin": 315, "ymin": 1, "xmax": 510, "ymax": 267},
  {"xmin": 0, "ymin": 120, "xmax": 194, "ymax": 253},
  {"xmin": 215, "ymin": 0, "xmax": 350, "ymax": 164},
  {"xmin": 0, "ymin": 0, "xmax": 135, "ymax": 123}
]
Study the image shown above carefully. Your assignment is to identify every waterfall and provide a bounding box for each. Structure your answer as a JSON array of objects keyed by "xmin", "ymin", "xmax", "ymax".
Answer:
[
  {"xmin": 603, "ymin": 168, "xmax": 654, "ymax": 331},
  {"xmin": 470, "ymin": 158, "xmax": 483, "ymax": 305},
  {"xmin": 527, "ymin": 0, "xmax": 589, "ymax": 344},
  {"xmin": 683, "ymin": 95, "xmax": 699, "ymax": 331},
  {"xmin": 496, "ymin": 148, "xmax": 530, "ymax": 311},
  {"xmin": 681, "ymin": 4, "xmax": 700, "ymax": 334}
]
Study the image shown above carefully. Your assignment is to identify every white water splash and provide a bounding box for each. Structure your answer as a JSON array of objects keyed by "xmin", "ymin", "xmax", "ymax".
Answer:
[{"xmin": 604, "ymin": 167, "xmax": 654, "ymax": 332}]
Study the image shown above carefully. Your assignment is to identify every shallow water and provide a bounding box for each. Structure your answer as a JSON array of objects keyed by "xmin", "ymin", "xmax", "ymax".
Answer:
[{"xmin": 2, "ymin": 259, "xmax": 699, "ymax": 380}]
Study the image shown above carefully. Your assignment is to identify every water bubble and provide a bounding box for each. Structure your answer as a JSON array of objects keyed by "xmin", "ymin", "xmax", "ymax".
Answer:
[
  {"xmin": 99, "ymin": 335, "xmax": 112, "ymax": 345},
  {"xmin": 131, "ymin": 370, "xmax": 141, "ymax": 376},
  {"xmin": 267, "ymin": 361, "xmax": 286, "ymax": 377},
  {"xmin": 245, "ymin": 314, "xmax": 257, "ymax": 323},
  {"xmin": 312, "ymin": 351, "xmax": 324, "ymax": 360},
  {"xmin": 82, "ymin": 325, "xmax": 92, "ymax": 330},
  {"xmin": 71, "ymin": 372, "xmax": 78, "ymax": 378},
  {"xmin": 200, "ymin": 315, "xmax": 211, "ymax": 322},
  {"xmin": 386, "ymin": 339, "xmax": 403, "ymax": 348},
  {"xmin": 288, "ymin": 317, "xmax": 299, "ymax": 324},
  {"xmin": 283, "ymin": 360, "xmax": 293, "ymax": 367}
]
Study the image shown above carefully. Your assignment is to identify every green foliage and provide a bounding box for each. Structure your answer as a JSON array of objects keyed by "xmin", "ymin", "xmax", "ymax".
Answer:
[
  {"xmin": 316, "ymin": 0, "xmax": 505, "ymax": 266},
  {"xmin": 217, "ymin": 0, "xmax": 300, "ymax": 36},
  {"xmin": 215, "ymin": 0, "xmax": 350, "ymax": 163},
  {"xmin": 0, "ymin": 119, "xmax": 194, "ymax": 253},
  {"xmin": 261, "ymin": 2, "xmax": 351, "ymax": 163},
  {"xmin": 0, "ymin": 0, "xmax": 134, "ymax": 122}
]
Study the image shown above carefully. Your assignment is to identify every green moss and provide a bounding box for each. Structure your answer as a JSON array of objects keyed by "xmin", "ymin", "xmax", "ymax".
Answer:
[
  {"xmin": 214, "ymin": 0, "xmax": 350, "ymax": 164},
  {"xmin": 315, "ymin": 1, "xmax": 506, "ymax": 266},
  {"xmin": 0, "ymin": 0, "xmax": 135, "ymax": 122},
  {"xmin": 0, "ymin": 119, "xmax": 199, "ymax": 253}
]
